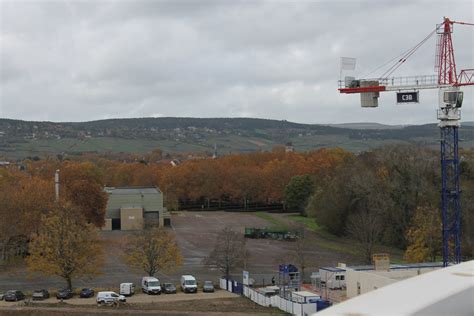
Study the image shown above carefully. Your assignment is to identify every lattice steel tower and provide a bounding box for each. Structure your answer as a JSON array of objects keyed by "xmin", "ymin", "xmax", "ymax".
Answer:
[{"xmin": 338, "ymin": 17, "xmax": 473, "ymax": 266}]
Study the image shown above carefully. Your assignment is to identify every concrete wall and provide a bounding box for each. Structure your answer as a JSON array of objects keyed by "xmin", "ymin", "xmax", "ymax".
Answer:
[
  {"xmin": 120, "ymin": 207, "xmax": 144, "ymax": 230},
  {"xmin": 346, "ymin": 268, "xmax": 439, "ymax": 298},
  {"xmin": 102, "ymin": 218, "xmax": 112, "ymax": 231},
  {"xmin": 346, "ymin": 270, "xmax": 397, "ymax": 298}
]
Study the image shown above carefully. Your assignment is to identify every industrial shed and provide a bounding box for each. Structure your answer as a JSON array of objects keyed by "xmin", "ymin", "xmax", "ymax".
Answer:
[{"xmin": 102, "ymin": 187, "xmax": 171, "ymax": 231}]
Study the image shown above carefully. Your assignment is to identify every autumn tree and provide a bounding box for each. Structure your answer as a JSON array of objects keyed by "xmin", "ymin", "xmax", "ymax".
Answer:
[
  {"xmin": 342, "ymin": 160, "xmax": 391, "ymax": 263},
  {"xmin": 404, "ymin": 205, "xmax": 442, "ymax": 262},
  {"xmin": 460, "ymin": 152, "xmax": 474, "ymax": 258},
  {"xmin": 373, "ymin": 145, "xmax": 439, "ymax": 247},
  {"xmin": 61, "ymin": 162, "xmax": 108, "ymax": 227},
  {"xmin": 0, "ymin": 172, "xmax": 54, "ymax": 261},
  {"xmin": 305, "ymin": 164, "xmax": 354, "ymax": 236},
  {"xmin": 144, "ymin": 148, "xmax": 163, "ymax": 163},
  {"xmin": 203, "ymin": 226, "xmax": 248, "ymax": 280},
  {"xmin": 27, "ymin": 203, "xmax": 104, "ymax": 289},
  {"xmin": 124, "ymin": 227, "xmax": 182, "ymax": 276},
  {"xmin": 284, "ymin": 175, "xmax": 314, "ymax": 213}
]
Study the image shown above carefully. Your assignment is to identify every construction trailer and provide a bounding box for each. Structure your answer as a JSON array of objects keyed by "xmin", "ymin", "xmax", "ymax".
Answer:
[{"xmin": 318, "ymin": 262, "xmax": 443, "ymax": 290}]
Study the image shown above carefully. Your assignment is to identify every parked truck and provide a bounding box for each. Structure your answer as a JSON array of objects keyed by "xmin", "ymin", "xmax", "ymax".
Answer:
[
  {"xmin": 142, "ymin": 277, "xmax": 161, "ymax": 295},
  {"xmin": 120, "ymin": 283, "xmax": 135, "ymax": 296},
  {"xmin": 180, "ymin": 275, "xmax": 197, "ymax": 293}
]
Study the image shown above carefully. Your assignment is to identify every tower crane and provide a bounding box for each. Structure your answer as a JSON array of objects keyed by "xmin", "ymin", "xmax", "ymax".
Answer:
[{"xmin": 337, "ymin": 17, "xmax": 474, "ymax": 267}]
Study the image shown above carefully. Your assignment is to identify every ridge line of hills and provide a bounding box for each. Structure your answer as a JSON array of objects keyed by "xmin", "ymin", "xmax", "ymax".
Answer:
[{"xmin": 1, "ymin": 117, "xmax": 473, "ymax": 159}]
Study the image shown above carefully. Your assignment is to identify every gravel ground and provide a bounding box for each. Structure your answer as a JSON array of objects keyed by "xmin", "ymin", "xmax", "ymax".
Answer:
[{"xmin": 0, "ymin": 211, "xmax": 358, "ymax": 292}]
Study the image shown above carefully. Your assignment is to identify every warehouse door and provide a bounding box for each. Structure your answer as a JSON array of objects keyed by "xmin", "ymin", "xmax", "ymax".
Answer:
[
  {"xmin": 111, "ymin": 218, "xmax": 121, "ymax": 230},
  {"xmin": 144, "ymin": 212, "xmax": 159, "ymax": 228}
]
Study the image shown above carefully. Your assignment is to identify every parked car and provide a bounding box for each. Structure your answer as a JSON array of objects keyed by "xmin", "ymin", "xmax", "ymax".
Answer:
[
  {"xmin": 4, "ymin": 290, "xmax": 25, "ymax": 302},
  {"xmin": 141, "ymin": 276, "xmax": 161, "ymax": 295},
  {"xmin": 56, "ymin": 288, "xmax": 73, "ymax": 300},
  {"xmin": 0, "ymin": 292, "xmax": 4, "ymax": 300},
  {"xmin": 162, "ymin": 283, "xmax": 176, "ymax": 294},
  {"xmin": 203, "ymin": 281, "xmax": 215, "ymax": 293},
  {"xmin": 32, "ymin": 289, "xmax": 50, "ymax": 300},
  {"xmin": 96, "ymin": 291, "xmax": 126, "ymax": 304},
  {"xmin": 79, "ymin": 288, "xmax": 95, "ymax": 298},
  {"xmin": 180, "ymin": 275, "xmax": 197, "ymax": 293}
]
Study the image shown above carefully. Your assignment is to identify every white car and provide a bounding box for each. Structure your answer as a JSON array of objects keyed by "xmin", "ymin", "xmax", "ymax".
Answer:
[{"xmin": 96, "ymin": 291, "xmax": 126, "ymax": 304}]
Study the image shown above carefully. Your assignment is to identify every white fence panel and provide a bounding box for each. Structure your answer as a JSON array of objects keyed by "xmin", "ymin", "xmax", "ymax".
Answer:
[
  {"xmin": 303, "ymin": 303, "xmax": 318, "ymax": 316},
  {"xmin": 247, "ymin": 288, "xmax": 271, "ymax": 307},
  {"xmin": 243, "ymin": 285, "xmax": 317, "ymax": 316}
]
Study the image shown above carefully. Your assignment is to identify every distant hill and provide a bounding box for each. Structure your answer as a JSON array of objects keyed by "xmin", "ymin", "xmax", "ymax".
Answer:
[
  {"xmin": 328, "ymin": 122, "xmax": 406, "ymax": 130},
  {"xmin": 0, "ymin": 117, "xmax": 473, "ymax": 159}
]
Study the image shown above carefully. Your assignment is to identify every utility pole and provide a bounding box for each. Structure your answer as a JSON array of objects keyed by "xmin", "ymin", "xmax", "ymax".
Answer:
[{"xmin": 55, "ymin": 169, "xmax": 60, "ymax": 202}]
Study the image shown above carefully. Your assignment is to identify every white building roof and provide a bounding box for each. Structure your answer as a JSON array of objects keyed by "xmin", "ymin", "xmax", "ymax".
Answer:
[
  {"xmin": 292, "ymin": 291, "xmax": 320, "ymax": 298},
  {"xmin": 316, "ymin": 260, "xmax": 474, "ymax": 316}
]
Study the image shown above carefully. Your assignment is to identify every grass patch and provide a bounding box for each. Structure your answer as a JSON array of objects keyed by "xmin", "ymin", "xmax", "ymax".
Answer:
[
  {"xmin": 286, "ymin": 215, "xmax": 405, "ymax": 260},
  {"xmin": 252, "ymin": 212, "xmax": 288, "ymax": 231},
  {"xmin": 286, "ymin": 215, "xmax": 339, "ymax": 240},
  {"xmin": 286, "ymin": 215, "xmax": 361, "ymax": 255},
  {"xmin": 287, "ymin": 215, "xmax": 321, "ymax": 232}
]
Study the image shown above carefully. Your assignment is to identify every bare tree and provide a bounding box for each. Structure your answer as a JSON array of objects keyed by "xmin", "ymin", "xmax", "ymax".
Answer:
[
  {"xmin": 298, "ymin": 238, "xmax": 310, "ymax": 282},
  {"xmin": 203, "ymin": 227, "xmax": 248, "ymax": 280},
  {"xmin": 346, "ymin": 209, "xmax": 383, "ymax": 264}
]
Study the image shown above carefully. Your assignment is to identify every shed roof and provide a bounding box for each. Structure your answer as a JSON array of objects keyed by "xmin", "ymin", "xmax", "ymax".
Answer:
[
  {"xmin": 104, "ymin": 186, "xmax": 162, "ymax": 195},
  {"xmin": 292, "ymin": 291, "xmax": 320, "ymax": 297},
  {"xmin": 321, "ymin": 262, "xmax": 444, "ymax": 273},
  {"xmin": 320, "ymin": 267, "xmax": 346, "ymax": 273}
]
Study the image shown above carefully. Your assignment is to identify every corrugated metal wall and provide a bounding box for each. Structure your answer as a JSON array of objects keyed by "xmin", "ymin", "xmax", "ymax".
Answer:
[{"xmin": 106, "ymin": 192, "xmax": 164, "ymax": 218}]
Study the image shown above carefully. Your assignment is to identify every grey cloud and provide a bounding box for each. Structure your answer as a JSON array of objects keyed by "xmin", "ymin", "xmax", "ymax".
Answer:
[{"xmin": 0, "ymin": 0, "xmax": 473, "ymax": 124}]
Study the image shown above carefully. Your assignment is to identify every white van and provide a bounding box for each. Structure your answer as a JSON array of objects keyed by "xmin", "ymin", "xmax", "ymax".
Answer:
[
  {"xmin": 120, "ymin": 283, "xmax": 135, "ymax": 296},
  {"xmin": 180, "ymin": 275, "xmax": 197, "ymax": 293},
  {"xmin": 142, "ymin": 276, "xmax": 162, "ymax": 295},
  {"xmin": 96, "ymin": 291, "xmax": 126, "ymax": 304}
]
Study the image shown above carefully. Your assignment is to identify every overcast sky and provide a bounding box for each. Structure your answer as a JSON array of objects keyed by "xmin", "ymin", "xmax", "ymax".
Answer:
[{"xmin": 1, "ymin": 0, "xmax": 473, "ymax": 124}]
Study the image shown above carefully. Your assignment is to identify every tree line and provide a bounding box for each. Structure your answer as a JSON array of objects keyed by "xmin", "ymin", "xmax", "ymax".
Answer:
[
  {"xmin": 1, "ymin": 144, "xmax": 473, "ymax": 269},
  {"xmin": 305, "ymin": 145, "xmax": 474, "ymax": 262}
]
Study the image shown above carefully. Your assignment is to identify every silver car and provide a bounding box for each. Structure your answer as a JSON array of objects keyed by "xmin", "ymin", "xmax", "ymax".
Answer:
[
  {"xmin": 96, "ymin": 291, "xmax": 126, "ymax": 304},
  {"xmin": 203, "ymin": 281, "xmax": 215, "ymax": 293}
]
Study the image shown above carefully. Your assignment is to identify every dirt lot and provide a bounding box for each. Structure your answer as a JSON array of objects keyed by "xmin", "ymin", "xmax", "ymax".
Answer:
[
  {"xmin": 0, "ymin": 296, "xmax": 282, "ymax": 315},
  {"xmin": 0, "ymin": 290, "xmax": 237, "ymax": 307},
  {"xmin": 0, "ymin": 211, "xmax": 358, "ymax": 292}
]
